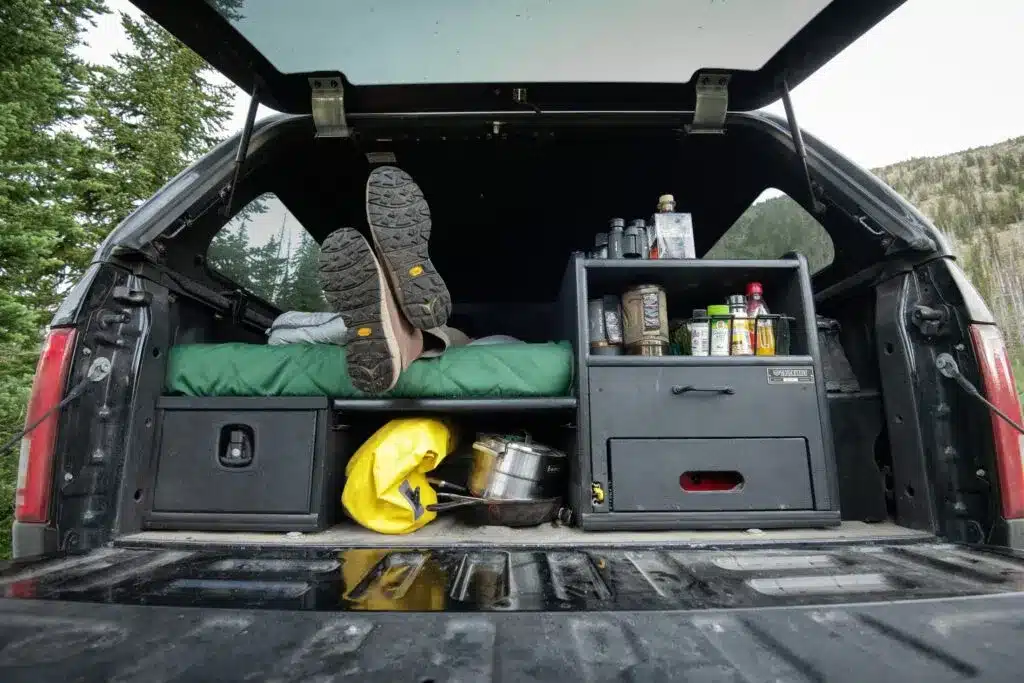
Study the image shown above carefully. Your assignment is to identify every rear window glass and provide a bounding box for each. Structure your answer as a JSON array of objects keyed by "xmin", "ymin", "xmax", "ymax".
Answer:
[
  {"xmin": 209, "ymin": 0, "xmax": 830, "ymax": 85},
  {"xmin": 207, "ymin": 193, "xmax": 329, "ymax": 311},
  {"xmin": 705, "ymin": 189, "xmax": 835, "ymax": 274}
]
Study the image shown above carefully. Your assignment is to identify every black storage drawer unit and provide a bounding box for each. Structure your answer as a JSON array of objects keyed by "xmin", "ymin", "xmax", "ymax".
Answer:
[
  {"xmin": 557, "ymin": 254, "xmax": 841, "ymax": 530},
  {"xmin": 146, "ymin": 397, "xmax": 339, "ymax": 532}
]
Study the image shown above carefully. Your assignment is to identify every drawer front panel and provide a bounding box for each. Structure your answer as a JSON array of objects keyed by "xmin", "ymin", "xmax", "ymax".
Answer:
[
  {"xmin": 609, "ymin": 437, "xmax": 813, "ymax": 512},
  {"xmin": 153, "ymin": 409, "xmax": 318, "ymax": 514},
  {"xmin": 589, "ymin": 365, "xmax": 821, "ymax": 439}
]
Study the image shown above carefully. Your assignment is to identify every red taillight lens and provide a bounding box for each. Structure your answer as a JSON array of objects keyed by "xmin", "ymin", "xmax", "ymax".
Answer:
[
  {"xmin": 970, "ymin": 324, "xmax": 1024, "ymax": 519},
  {"xmin": 15, "ymin": 328, "xmax": 77, "ymax": 524}
]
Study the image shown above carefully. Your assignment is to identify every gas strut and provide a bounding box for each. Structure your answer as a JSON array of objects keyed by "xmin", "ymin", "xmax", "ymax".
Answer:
[
  {"xmin": 935, "ymin": 353, "xmax": 1024, "ymax": 436},
  {"xmin": 780, "ymin": 79, "xmax": 825, "ymax": 216},
  {"xmin": 221, "ymin": 83, "xmax": 260, "ymax": 217}
]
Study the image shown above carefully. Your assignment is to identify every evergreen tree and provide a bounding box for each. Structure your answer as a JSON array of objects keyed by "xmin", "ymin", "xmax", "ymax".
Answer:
[
  {"xmin": 246, "ymin": 236, "xmax": 288, "ymax": 301},
  {"xmin": 280, "ymin": 233, "xmax": 329, "ymax": 311},
  {"xmin": 82, "ymin": 12, "xmax": 234, "ymax": 230},
  {"xmin": 0, "ymin": 0, "xmax": 105, "ymax": 558},
  {"xmin": 0, "ymin": 0, "xmax": 104, "ymax": 347},
  {"xmin": 1, "ymin": 3, "xmax": 234, "ymax": 558},
  {"xmin": 207, "ymin": 226, "xmax": 253, "ymax": 289}
]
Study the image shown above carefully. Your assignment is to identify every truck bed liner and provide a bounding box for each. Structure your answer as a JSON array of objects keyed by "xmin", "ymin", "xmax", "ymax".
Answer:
[{"xmin": 1, "ymin": 540, "xmax": 1023, "ymax": 681}]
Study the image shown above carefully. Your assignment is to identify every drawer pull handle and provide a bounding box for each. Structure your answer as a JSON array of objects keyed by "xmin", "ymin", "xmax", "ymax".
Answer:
[
  {"xmin": 671, "ymin": 385, "xmax": 735, "ymax": 396},
  {"xmin": 681, "ymin": 471, "xmax": 744, "ymax": 492}
]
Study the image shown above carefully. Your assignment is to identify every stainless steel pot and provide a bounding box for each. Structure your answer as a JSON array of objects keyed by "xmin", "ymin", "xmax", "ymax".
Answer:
[{"xmin": 469, "ymin": 436, "xmax": 567, "ymax": 500}]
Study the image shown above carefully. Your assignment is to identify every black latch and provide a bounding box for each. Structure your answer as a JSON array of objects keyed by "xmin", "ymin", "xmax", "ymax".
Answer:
[
  {"xmin": 219, "ymin": 425, "xmax": 254, "ymax": 467},
  {"xmin": 911, "ymin": 304, "xmax": 952, "ymax": 337},
  {"xmin": 113, "ymin": 284, "xmax": 152, "ymax": 307}
]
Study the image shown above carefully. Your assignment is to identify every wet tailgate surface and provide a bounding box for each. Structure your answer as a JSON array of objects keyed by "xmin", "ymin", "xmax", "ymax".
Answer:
[
  {"xmin": 2, "ymin": 542, "xmax": 1023, "ymax": 612},
  {"xmin": 1, "ymin": 542, "xmax": 1023, "ymax": 681}
]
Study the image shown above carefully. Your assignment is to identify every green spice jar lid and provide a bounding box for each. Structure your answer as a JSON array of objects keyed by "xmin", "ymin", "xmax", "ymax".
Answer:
[{"xmin": 707, "ymin": 304, "xmax": 730, "ymax": 317}]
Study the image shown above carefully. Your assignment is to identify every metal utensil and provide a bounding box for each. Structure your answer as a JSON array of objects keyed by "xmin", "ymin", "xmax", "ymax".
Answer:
[{"xmin": 427, "ymin": 493, "xmax": 567, "ymax": 527}]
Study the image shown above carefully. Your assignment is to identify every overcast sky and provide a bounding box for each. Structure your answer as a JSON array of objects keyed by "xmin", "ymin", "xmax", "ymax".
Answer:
[{"xmin": 82, "ymin": 0, "xmax": 1023, "ymax": 170}]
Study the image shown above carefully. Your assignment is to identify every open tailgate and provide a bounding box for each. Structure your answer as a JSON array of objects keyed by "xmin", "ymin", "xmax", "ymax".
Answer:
[{"xmin": 1, "ymin": 541, "xmax": 1022, "ymax": 681}]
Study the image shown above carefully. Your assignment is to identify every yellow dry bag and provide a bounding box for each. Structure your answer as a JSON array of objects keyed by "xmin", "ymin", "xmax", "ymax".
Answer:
[{"xmin": 342, "ymin": 418, "xmax": 456, "ymax": 534}]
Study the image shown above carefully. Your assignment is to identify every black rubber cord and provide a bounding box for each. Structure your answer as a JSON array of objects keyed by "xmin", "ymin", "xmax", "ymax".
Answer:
[
  {"xmin": 936, "ymin": 352, "xmax": 1024, "ymax": 436},
  {"xmin": 0, "ymin": 357, "xmax": 112, "ymax": 457}
]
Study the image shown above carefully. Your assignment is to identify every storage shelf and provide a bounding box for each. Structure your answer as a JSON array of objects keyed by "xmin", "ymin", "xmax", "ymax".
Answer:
[
  {"xmin": 332, "ymin": 397, "xmax": 578, "ymax": 413},
  {"xmin": 582, "ymin": 258, "xmax": 800, "ymax": 271},
  {"xmin": 587, "ymin": 354, "xmax": 814, "ymax": 367}
]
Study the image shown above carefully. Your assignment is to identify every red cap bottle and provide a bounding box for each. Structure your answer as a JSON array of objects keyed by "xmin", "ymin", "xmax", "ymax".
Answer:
[{"xmin": 746, "ymin": 282, "xmax": 763, "ymax": 297}]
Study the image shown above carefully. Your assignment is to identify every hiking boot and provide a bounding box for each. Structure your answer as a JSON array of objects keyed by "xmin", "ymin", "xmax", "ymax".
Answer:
[
  {"xmin": 365, "ymin": 165, "xmax": 452, "ymax": 330},
  {"xmin": 318, "ymin": 227, "xmax": 424, "ymax": 394}
]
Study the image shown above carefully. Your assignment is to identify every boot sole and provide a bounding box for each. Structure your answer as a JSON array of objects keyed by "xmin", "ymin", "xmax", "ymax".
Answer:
[
  {"xmin": 365, "ymin": 166, "xmax": 452, "ymax": 330},
  {"xmin": 318, "ymin": 228, "xmax": 400, "ymax": 395}
]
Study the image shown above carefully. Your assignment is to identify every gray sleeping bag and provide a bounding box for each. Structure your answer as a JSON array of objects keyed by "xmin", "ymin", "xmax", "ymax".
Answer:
[{"xmin": 267, "ymin": 312, "xmax": 348, "ymax": 346}]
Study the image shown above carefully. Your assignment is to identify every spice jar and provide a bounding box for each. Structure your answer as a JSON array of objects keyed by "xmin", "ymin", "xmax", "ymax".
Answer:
[
  {"xmin": 688, "ymin": 308, "xmax": 710, "ymax": 356},
  {"xmin": 729, "ymin": 294, "xmax": 754, "ymax": 356},
  {"xmin": 708, "ymin": 304, "xmax": 731, "ymax": 356}
]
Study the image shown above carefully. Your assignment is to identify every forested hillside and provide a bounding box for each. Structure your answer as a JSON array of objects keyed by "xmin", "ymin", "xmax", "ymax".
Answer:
[
  {"xmin": 874, "ymin": 137, "xmax": 1024, "ymax": 379},
  {"xmin": 714, "ymin": 137, "xmax": 1024, "ymax": 381}
]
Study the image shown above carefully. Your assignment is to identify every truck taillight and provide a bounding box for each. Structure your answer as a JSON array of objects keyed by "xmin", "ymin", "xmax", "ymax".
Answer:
[
  {"xmin": 970, "ymin": 324, "xmax": 1024, "ymax": 519},
  {"xmin": 15, "ymin": 328, "xmax": 76, "ymax": 524}
]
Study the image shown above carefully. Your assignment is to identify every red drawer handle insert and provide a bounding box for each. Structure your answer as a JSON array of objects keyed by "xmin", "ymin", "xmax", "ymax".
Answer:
[{"xmin": 680, "ymin": 471, "xmax": 744, "ymax": 492}]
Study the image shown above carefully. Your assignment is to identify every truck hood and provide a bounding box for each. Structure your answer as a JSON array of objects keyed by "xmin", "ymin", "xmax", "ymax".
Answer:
[{"xmin": 130, "ymin": 0, "xmax": 904, "ymax": 115}]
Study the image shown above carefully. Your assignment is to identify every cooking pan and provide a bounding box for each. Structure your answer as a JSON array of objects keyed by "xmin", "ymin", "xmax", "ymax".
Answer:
[{"xmin": 427, "ymin": 492, "xmax": 570, "ymax": 528}]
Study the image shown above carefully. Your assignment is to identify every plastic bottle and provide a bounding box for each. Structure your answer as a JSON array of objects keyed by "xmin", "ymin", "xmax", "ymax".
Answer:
[
  {"xmin": 746, "ymin": 282, "xmax": 775, "ymax": 356},
  {"xmin": 650, "ymin": 193, "xmax": 696, "ymax": 259},
  {"xmin": 729, "ymin": 294, "xmax": 753, "ymax": 356},
  {"xmin": 650, "ymin": 195, "xmax": 673, "ymax": 258}
]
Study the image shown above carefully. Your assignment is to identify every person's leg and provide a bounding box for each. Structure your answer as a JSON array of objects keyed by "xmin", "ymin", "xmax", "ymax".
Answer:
[
  {"xmin": 364, "ymin": 166, "xmax": 452, "ymax": 329},
  {"xmin": 318, "ymin": 228, "xmax": 423, "ymax": 394}
]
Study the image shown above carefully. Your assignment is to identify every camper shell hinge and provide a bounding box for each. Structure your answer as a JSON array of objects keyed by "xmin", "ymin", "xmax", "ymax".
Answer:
[
  {"xmin": 310, "ymin": 77, "xmax": 351, "ymax": 138},
  {"xmin": 686, "ymin": 73, "xmax": 730, "ymax": 135}
]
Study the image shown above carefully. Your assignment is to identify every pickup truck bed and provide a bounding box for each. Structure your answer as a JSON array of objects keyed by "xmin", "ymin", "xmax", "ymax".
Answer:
[{"xmin": 1, "ymin": 540, "xmax": 1022, "ymax": 681}]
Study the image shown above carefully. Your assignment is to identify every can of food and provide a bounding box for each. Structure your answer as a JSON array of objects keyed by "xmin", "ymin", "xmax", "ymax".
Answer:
[
  {"xmin": 588, "ymin": 298, "xmax": 607, "ymax": 351},
  {"xmin": 602, "ymin": 295, "xmax": 624, "ymax": 345},
  {"xmin": 622, "ymin": 284, "xmax": 668, "ymax": 355}
]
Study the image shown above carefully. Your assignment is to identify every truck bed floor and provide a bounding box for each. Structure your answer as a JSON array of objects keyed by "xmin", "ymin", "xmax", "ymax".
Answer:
[
  {"xmin": 3, "ymin": 538, "xmax": 1024, "ymax": 682},
  {"xmin": 122, "ymin": 520, "xmax": 930, "ymax": 549}
]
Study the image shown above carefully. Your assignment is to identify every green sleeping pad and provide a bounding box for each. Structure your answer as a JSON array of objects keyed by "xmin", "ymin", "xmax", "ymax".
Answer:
[{"xmin": 165, "ymin": 341, "xmax": 574, "ymax": 398}]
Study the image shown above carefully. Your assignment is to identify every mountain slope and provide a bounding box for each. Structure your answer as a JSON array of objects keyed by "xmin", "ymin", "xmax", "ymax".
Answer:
[
  {"xmin": 874, "ymin": 139, "xmax": 1024, "ymax": 380},
  {"xmin": 715, "ymin": 136, "xmax": 1024, "ymax": 383},
  {"xmin": 877, "ymin": 138, "xmax": 1024, "ymax": 381}
]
